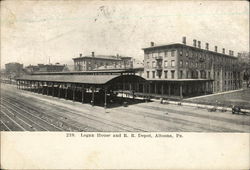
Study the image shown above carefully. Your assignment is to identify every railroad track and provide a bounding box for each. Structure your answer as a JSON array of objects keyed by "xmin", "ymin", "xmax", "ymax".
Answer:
[
  {"xmin": 1, "ymin": 97, "xmax": 88, "ymax": 131},
  {"xmin": 1, "ymin": 94, "xmax": 147, "ymax": 132}
]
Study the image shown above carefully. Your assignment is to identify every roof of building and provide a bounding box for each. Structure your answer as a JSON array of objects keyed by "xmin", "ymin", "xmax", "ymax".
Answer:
[
  {"xmin": 16, "ymin": 74, "xmax": 146, "ymax": 85},
  {"xmin": 73, "ymin": 55, "xmax": 121, "ymax": 61},
  {"xmin": 142, "ymin": 43, "xmax": 238, "ymax": 59},
  {"xmin": 146, "ymin": 78, "xmax": 213, "ymax": 82},
  {"xmin": 16, "ymin": 74, "xmax": 121, "ymax": 84}
]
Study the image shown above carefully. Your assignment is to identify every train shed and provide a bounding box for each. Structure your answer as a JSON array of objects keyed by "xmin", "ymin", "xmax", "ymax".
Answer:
[{"xmin": 16, "ymin": 70, "xmax": 147, "ymax": 108}]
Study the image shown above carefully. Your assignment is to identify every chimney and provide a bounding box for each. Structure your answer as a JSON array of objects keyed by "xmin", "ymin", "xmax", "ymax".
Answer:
[
  {"xmin": 229, "ymin": 50, "xmax": 231, "ymax": 55},
  {"xmin": 182, "ymin": 36, "xmax": 186, "ymax": 45},
  {"xmin": 222, "ymin": 48, "xmax": 225, "ymax": 54},
  {"xmin": 205, "ymin": 43, "xmax": 209, "ymax": 50},
  {"xmin": 92, "ymin": 52, "xmax": 95, "ymax": 57},
  {"xmin": 80, "ymin": 53, "xmax": 82, "ymax": 57},
  {"xmin": 116, "ymin": 54, "xmax": 119, "ymax": 59},
  {"xmin": 238, "ymin": 53, "xmax": 241, "ymax": 57},
  {"xmin": 198, "ymin": 41, "xmax": 201, "ymax": 48},
  {"xmin": 214, "ymin": 46, "xmax": 218, "ymax": 52},
  {"xmin": 150, "ymin": 42, "xmax": 154, "ymax": 47},
  {"xmin": 232, "ymin": 51, "xmax": 234, "ymax": 56},
  {"xmin": 193, "ymin": 39, "xmax": 197, "ymax": 47}
]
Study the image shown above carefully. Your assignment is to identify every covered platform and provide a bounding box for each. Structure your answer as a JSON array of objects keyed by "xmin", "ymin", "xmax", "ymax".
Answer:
[{"xmin": 16, "ymin": 73, "xmax": 147, "ymax": 108}]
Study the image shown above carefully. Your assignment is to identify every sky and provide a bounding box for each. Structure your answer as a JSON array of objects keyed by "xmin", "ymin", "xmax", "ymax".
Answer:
[{"xmin": 1, "ymin": 0, "xmax": 249, "ymax": 68}]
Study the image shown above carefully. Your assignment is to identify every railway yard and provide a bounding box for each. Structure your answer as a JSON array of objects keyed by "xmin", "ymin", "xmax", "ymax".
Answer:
[{"xmin": 1, "ymin": 83, "xmax": 250, "ymax": 132}]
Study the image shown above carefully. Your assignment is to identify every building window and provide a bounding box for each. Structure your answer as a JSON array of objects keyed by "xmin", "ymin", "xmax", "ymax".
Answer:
[
  {"xmin": 164, "ymin": 71, "xmax": 168, "ymax": 78},
  {"xmin": 152, "ymin": 61, "xmax": 156, "ymax": 68},
  {"xmin": 146, "ymin": 62, "xmax": 150, "ymax": 68},
  {"xmin": 164, "ymin": 60, "xmax": 168, "ymax": 67},
  {"xmin": 147, "ymin": 71, "xmax": 149, "ymax": 78},
  {"xmin": 171, "ymin": 70, "xmax": 175, "ymax": 79},
  {"xmin": 171, "ymin": 60, "xmax": 175, "ymax": 67},
  {"xmin": 179, "ymin": 60, "xmax": 183, "ymax": 67},
  {"xmin": 180, "ymin": 70, "xmax": 183, "ymax": 79},
  {"xmin": 159, "ymin": 51, "xmax": 164, "ymax": 57},
  {"xmin": 186, "ymin": 61, "xmax": 189, "ymax": 67},
  {"xmin": 179, "ymin": 50, "xmax": 183, "ymax": 56},
  {"xmin": 171, "ymin": 50, "xmax": 175, "ymax": 57},
  {"xmin": 152, "ymin": 71, "xmax": 155, "ymax": 78},
  {"xmin": 164, "ymin": 51, "xmax": 168, "ymax": 58}
]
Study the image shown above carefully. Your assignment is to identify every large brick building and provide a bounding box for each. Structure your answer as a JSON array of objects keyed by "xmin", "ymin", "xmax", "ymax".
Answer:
[
  {"xmin": 142, "ymin": 37, "xmax": 242, "ymax": 98},
  {"xmin": 73, "ymin": 52, "xmax": 133, "ymax": 71}
]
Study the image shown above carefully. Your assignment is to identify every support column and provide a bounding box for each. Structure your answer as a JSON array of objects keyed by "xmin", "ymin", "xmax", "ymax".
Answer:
[
  {"xmin": 58, "ymin": 84, "xmax": 61, "ymax": 98},
  {"xmin": 91, "ymin": 86, "xmax": 95, "ymax": 106},
  {"xmin": 154, "ymin": 82, "xmax": 157, "ymax": 94},
  {"xmin": 73, "ymin": 84, "xmax": 76, "ymax": 102},
  {"xmin": 37, "ymin": 81, "xmax": 39, "ymax": 93},
  {"xmin": 104, "ymin": 86, "xmax": 107, "ymax": 109},
  {"xmin": 47, "ymin": 82, "xmax": 49, "ymax": 95},
  {"xmin": 180, "ymin": 83, "xmax": 183, "ymax": 99},
  {"xmin": 42, "ymin": 82, "xmax": 44, "ymax": 94},
  {"xmin": 65, "ymin": 84, "xmax": 68, "ymax": 99},
  {"xmin": 81, "ymin": 84, "xmax": 85, "ymax": 103},
  {"xmin": 52, "ymin": 83, "xmax": 54, "ymax": 97}
]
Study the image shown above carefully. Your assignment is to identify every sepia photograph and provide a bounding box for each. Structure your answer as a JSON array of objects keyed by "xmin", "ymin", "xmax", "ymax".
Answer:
[{"xmin": 1, "ymin": 0, "xmax": 249, "ymax": 169}]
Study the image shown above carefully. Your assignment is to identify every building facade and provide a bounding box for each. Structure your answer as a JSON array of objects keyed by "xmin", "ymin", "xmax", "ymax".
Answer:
[
  {"xmin": 25, "ymin": 63, "xmax": 66, "ymax": 73},
  {"xmin": 142, "ymin": 38, "xmax": 242, "ymax": 98},
  {"xmin": 73, "ymin": 52, "xmax": 133, "ymax": 71}
]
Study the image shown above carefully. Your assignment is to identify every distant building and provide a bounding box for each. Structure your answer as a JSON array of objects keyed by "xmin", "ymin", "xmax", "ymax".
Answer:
[
  {"xmin": 5, "ymin": 62, "xmax": 24, "ymax": 78},
  {"xmin": 5, "ymin": 62, "xmax": 23, "ymax": 73},
  {"xmin": 142, "ymin": 37, "xmax": 242, "ymax": 97},
  {"xmin": 25, "ymin": 63, "xmax": 66, "ymax": 73},
  {"xmin": 73, "ymin": 52, "xmax": 134, "ymax": 71}
]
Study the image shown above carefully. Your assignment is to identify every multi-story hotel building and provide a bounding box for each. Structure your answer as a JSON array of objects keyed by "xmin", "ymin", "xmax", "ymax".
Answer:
[
  {"xmin": 142, "ymin": 37, "xmax": 242, "ymax": 98},
  {"xmin": 73, "ymin": 52, "xmax": 133, "ymax": 71}
]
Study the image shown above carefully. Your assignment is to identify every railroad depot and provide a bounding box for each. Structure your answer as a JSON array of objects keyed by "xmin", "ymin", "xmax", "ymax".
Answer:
[{"xmin": 15, "ymin": 68, "xmax": 216, "ymax": 108}]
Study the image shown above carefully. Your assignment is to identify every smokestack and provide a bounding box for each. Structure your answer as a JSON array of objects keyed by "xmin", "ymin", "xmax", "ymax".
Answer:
[
  {"xmin": 222, "ymin": 48, "xmax": 225, "ymax": 54},
  {"xmin": 150, "ymin": 42, "xmax": 154, "ymax": 47},
  {"xmin": 205, "ymin": 43, "xmax": 209, "ymax": 50},
  {"xmin": 92, "ymin": 52, "xmax": 95, "ymax": 57},
  {"xmin": 214, "ymin": 46, "xmax": 218, "ymax": 52},
  {"xmin": 198, "ymin": 41, "xmax": 201, "ymax": 48},
  {"xmin": 193, "ymin": 39, "xmax": 197, "ymax": 47},
  {"xmin": 182, "ymin": 36, "xmax": 186, "ymax": 45}
]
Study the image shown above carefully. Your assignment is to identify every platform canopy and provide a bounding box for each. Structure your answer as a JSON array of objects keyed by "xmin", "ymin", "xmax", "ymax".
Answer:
[{"xmin": 16, "ymin": 74, "xmax": 146, "ymax": 85}]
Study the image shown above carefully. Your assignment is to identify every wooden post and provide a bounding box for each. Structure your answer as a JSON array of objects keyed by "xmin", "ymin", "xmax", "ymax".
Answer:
[
  {"xmin": 104, "ymin": 87, "xmax": 107, "ymax": 109},
  {"xmin": 73, "ymin": 84, "xmax": 76, "ymax": 102},
  {"xmin": 154, "ymin": 82, "xmax": 157, "ymax": 94},
  {"xmin": 47, "ymin": 82, "xmax": 49, "ymax": 95},
  {"xmin": 58, "ymin": 84, "xmax": 61, "ymax": 98},
  {"xmin": 65, "ymin": 84, "xmax": 68, "ymax": 99},
  {"xmin": 91, "ymin": 86, "xmax": 95, "ymax": 106},
  {"xmin": 81, "ymin": 84, "xmax": 84, "ymax": 103},
  {"xmin": 52, "ymin": 83, "xmax": 55, "ymax": 96}
]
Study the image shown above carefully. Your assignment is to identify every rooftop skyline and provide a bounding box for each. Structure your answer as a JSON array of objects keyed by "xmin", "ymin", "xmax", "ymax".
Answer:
[{"xmin": 1, "ymin": 1, "xmax": 249, "ymax": 68}]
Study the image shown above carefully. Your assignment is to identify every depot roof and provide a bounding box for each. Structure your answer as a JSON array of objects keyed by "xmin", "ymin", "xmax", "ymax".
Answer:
[{"xmin": 16, "ymin": 74, "xmax": 146, "ymax": 85}]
